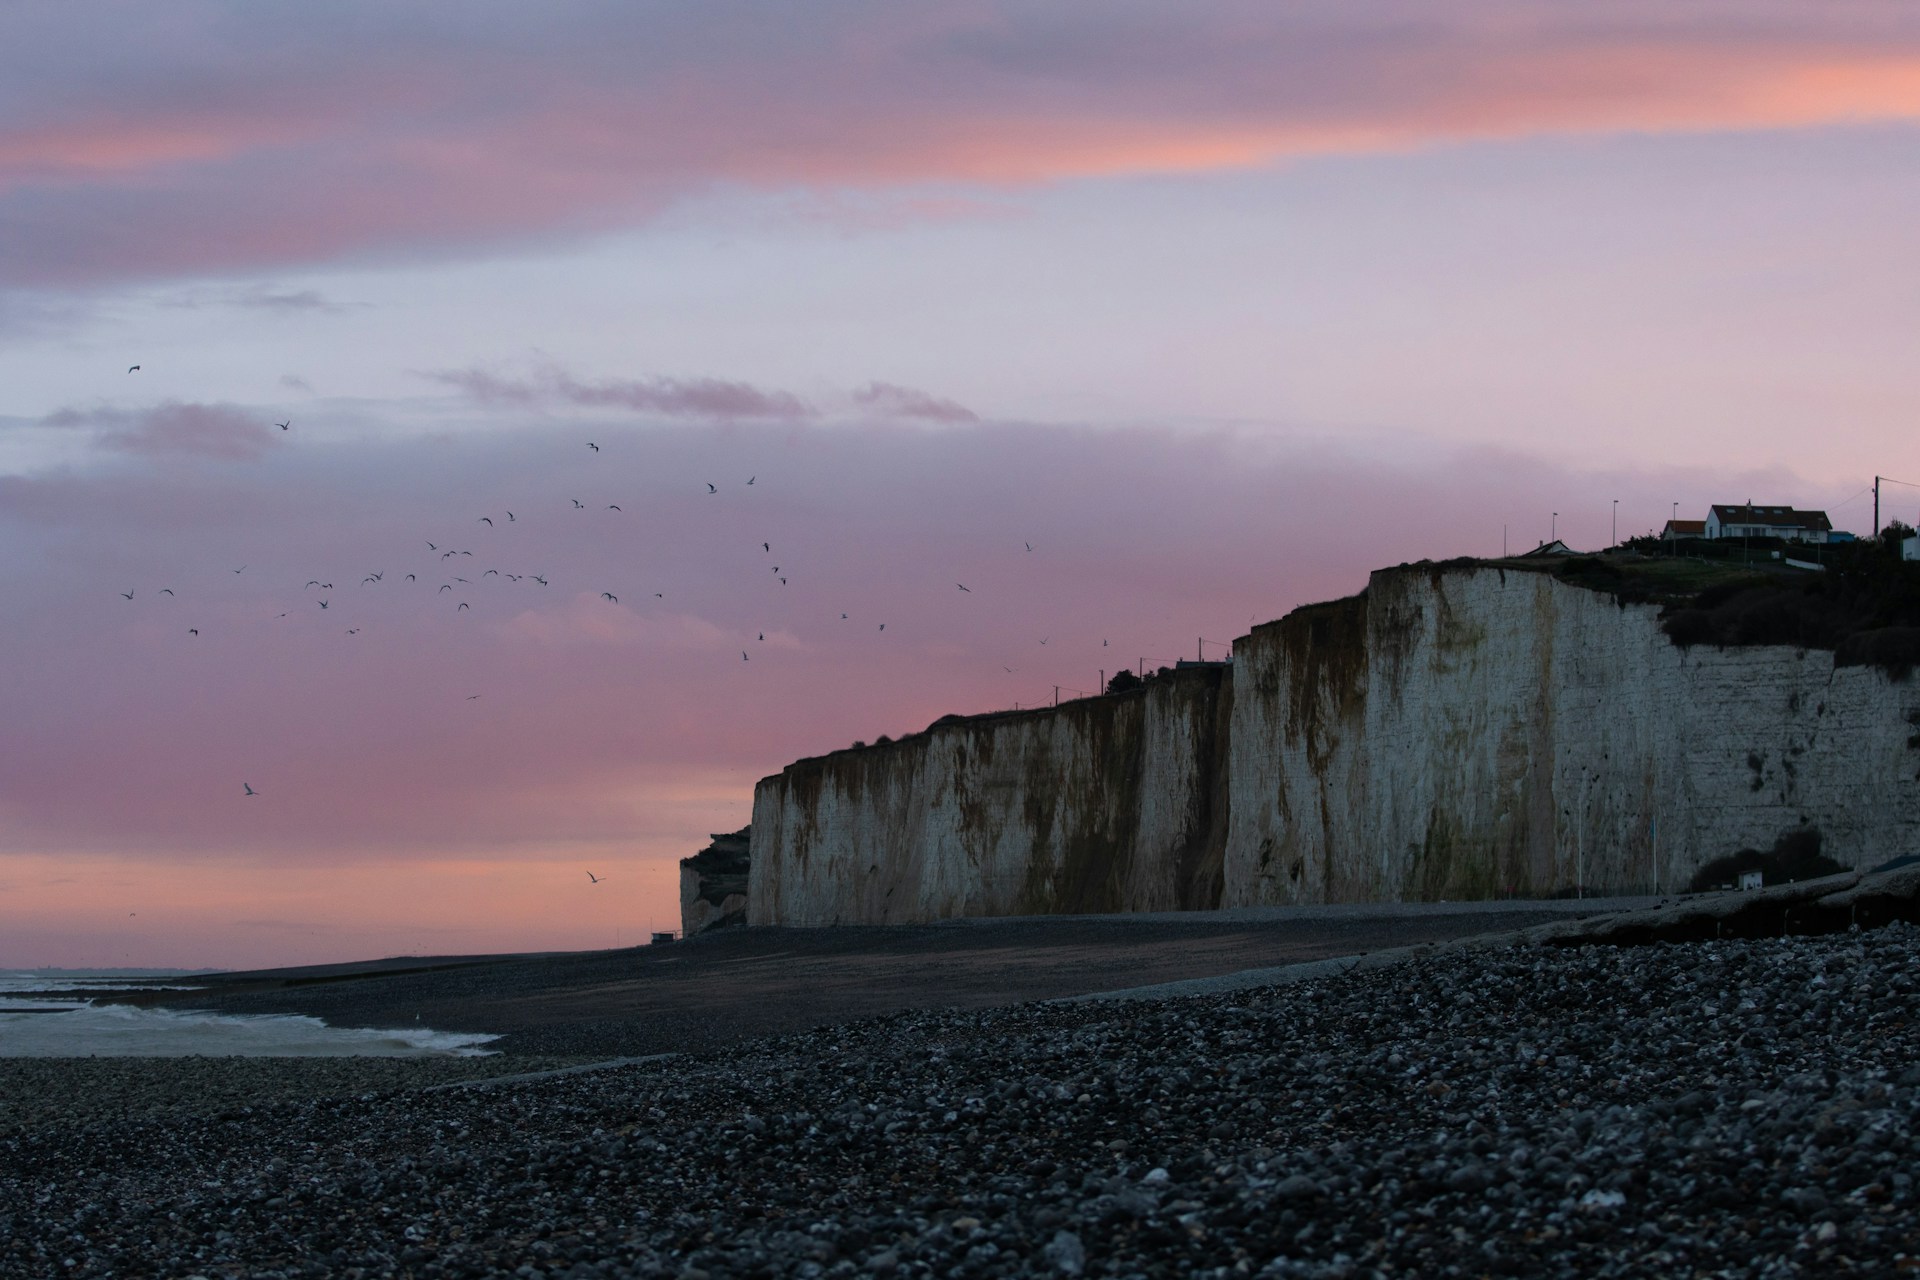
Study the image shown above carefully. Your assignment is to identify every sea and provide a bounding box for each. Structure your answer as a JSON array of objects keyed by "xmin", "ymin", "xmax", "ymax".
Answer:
[{"xmin": 0, "ymin": 971, "xmax": 498, "ymax": 1057}]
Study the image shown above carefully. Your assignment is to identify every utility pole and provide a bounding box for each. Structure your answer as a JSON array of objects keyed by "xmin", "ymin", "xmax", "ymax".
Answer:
[
  {"xmin": 1551, "ymin": 511, "xmax": 1557, "ymax": 543},
  {"xmin": 1874, "ymin": 475, "xmax": 1881, "ymax": 537},
  {"xmin": 1503, "ymin": 524, "xmax": 1507, "ymax": 557},
  {"xmin": 1611, "ymin": 499, "xmax": 1618, "ymax": 548}
]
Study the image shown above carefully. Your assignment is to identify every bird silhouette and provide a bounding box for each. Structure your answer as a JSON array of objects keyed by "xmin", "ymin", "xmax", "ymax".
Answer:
[
  {"xmin": 243, "ymin": 783, "xmax": 257, "ymax": 796},
  {"xmin": 1026, "ymin": 542, "xmax": 1032, "ymax": 551},
  {"xmin": 758, "ymin": 632, "xmax": 764, "ymax": 641},
  {"xmin": 779, "ymin": 577, "xmax": 786, "ymax": 585},
  {"xmin": 479, "ymin": 516, "xmax": 493, "ymax": 526},
  {"xmin": 742, "ymin": 650, "xmax": 749, "ymax": 661},
  {"xmin": 841, "ymin": 613, "xmax": 848, "ymax": 620},
  {"xmin": 317, "ymin": 600, "xmax": 329, "ymax": 609},
  {"xmin": 306, "ymin": 580, "xmax": 322, "ymax": 588},
  {"xmin": 706, "ymin": 483, "xmax": 716, "ymax": 494},
  {"xmin": 587, "ymin": 443, "xmax": 600, "ymax": 452},
  {"xmin": 276, "ymin": 420, "xmax": 290, "ymax": 431},
  {"xmin": 483, "ymin": 569, "xmax": 498, "ymax": 577},
  {"xmin": 188, "ymin": 628, "xmax": 199, "ymax": 636},
  {"xmin": 1040, "ymin": 637, "xmax": 1049, "ymax": 646},
  {"xmin": 653, "ymin": 592, "xmax": 663, "ymax": 598},
  {"xmin": 120, "ymin": 590, "xmax": 133, "ymax": 600},
  {"xmin": 457, "ymin": 602, "xmax": 470, "ymax": 611},
  {"xmin": 572, "ymin": 499, "xmax": 584, "ymax": 509},
  {"xmin": 879, "ymin": 623, "xmax": 885, "ymax": 631},
  {"xmin": 439, "ymin": 584, "xmax": 453, "ymax": 592},
  {"xmin": 532, "ymin": 575, "xmax": 548, "ymax": 586},
  {"xmin": 466, "ymin": 695, "xmax": 481, "ymax": 700},
  {"xmin": 506, "ymin": 512, "xmax": 515, "ymax": 521},
  {"xmin": 427, "ymin": 542, "xmax": 437, "ymax": 551},
  {"xmin": 957, "ymin": 583, "xmax": 971, "ymax": 592},
  {"xmin": 233, "ymin": 566, "xmax": 246, "ymax": 574},
  {"xmin": 405, "ymin": 574, "xmax": 416, "ymax": 581},
  {"xmin": 346, "ymin": 627, "xmax": 360, "ymax": 634},
  {"xmin": 363, "ymin": 576, "xmax": 378, "ymax": 585},
  {"xmin": 763, "ymin": 542, "xmax": 770, "ymax": 553},
  {"xmin": 607, "ymin": 504, "xmax": 621, "ymax": 511},
  {"xmin": 159, "ymin": 588, "xmax": 174, "ymax": 596},
  {"xmin": 747, "ymin": 476, "xmax": 755, "ymax": 485},
  {"xmin": 587, "ymin": 870, "xmax": 605, "ymax": 883},
  {"xmin": 602, "ymin": 592, "xmax": 618, "ymax": 603},
  {"xmin": 128, "ymin": 365, "xmax": 140, "ymax": 373}
]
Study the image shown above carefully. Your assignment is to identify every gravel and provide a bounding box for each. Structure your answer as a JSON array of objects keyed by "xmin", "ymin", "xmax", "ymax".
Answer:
[{"xmin": 6, "ymin": 925, "xmax": 1920, "ymax": 1277}]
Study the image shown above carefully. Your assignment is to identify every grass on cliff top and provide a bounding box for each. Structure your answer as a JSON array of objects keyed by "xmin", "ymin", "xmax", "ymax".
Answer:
[{"xmin": 1509, "ymin": 541, "xmax": 1920, "ymax": 677}]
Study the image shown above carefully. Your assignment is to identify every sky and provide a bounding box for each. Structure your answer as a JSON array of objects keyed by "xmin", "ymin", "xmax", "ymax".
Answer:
[{"xmin": 5, "ymin": 3, "xmax": 1920, "ymax": 969}]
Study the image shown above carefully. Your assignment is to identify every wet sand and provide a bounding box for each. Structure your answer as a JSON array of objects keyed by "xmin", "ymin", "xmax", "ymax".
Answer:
[{"xmin": 117, "ymin": 899, "xmax": 1657, "ymax": 1057}]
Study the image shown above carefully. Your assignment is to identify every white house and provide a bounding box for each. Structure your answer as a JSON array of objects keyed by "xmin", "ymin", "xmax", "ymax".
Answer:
[{"xmin": 1704, "ymin": 504, "xmax": 1833, "ymax": 543}]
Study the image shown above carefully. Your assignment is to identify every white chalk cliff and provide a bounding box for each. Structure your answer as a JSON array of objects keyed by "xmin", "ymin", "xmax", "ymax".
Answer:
[{"xmin": 751, "ymin": 565, "xmax": 1920, "ymax": 925}]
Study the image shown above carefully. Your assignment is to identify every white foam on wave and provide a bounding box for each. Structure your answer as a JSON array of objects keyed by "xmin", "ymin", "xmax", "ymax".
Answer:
[{"xmin": 0, "ymin": 1003, "xmax": 499, "ymax": 1058}]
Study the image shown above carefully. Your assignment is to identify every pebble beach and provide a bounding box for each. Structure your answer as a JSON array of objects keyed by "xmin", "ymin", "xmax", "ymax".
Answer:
[{"xmin": 6, "ymin": 924, "xmax": 1918, "ymax": 1278}]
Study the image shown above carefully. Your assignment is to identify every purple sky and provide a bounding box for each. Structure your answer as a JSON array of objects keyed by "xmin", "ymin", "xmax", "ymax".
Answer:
[{"xmin": 4, "ymin": 3, "xmax": 1919, "ymax": 967}]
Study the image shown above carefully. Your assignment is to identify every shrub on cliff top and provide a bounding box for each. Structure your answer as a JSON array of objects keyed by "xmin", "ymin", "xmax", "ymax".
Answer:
[{"xmin": 1659, "ymin": 546, "xmax": 1920, "ymax": 675}]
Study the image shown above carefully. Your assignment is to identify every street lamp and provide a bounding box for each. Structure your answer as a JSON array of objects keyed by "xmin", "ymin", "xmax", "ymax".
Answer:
[
  {"xmin": 1551, "ymin": 511, "xmax": 1558, "ymax": 543},
  {"xmin": 1612, "ymin": 499, "xmax": 1618, "ymax": 548}
]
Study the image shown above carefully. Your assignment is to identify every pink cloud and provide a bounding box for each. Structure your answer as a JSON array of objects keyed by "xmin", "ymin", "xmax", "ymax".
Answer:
[
  {"xmin": 48, "ymin": 401, "xmax": 281, "ymax": 462},
  {"xmin": 853, "ymin": 381, "xmax": 979, "ymax": 423},
  {"xmin": 7, "ymin": 7, "xmax": 1920, "ymax": 285},
  {"xmin": 431, "ymin": 366, "xmax": 811, "ymax": 419}
]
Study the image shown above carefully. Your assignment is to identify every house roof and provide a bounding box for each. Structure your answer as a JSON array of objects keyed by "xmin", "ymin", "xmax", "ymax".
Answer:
[
  {"xmin": 1663, "ymin": 519, "xmax": 1706, "ymax": 536},
  {"xmin": 1709, "ymin": 504, "xmax": 1832, "ymax": 532},
  {"xmin": 1520, "ymin": 539, "xmax": 1577, "ymax": 557}
]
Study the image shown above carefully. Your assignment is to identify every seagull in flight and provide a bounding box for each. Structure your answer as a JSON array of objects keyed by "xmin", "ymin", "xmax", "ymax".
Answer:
[
  {"xmin": 346, "ymin": 627, "xmax": 360, "ymax": 635},
  {"xmin": 439, "ymin": 584, "xmax": 453, "ymax": 592},
  {"xmin": 706, "ymin": 483, "xmax": 717, "ymax": 494},
  {"xmin": 466, "ymin": 694, "xmax": 481, "ymax": 700},
  {"xmin": 747, "ymin": 476, "xmax": 755, "ymax": 485},
  {"xmin": 159, "ymin": 588, "xmax": 174, "ymax": 596},
  {"xmin": 479, "ymin": 516, "xmax": 493, "ymax": 526},
  {"xmin": 506, "ymin": 512, "xmax": 515, "ymax": 522},
  {"xmin": 572, "ymin": 499, "xmax": 584, "ymax": 509},
  {"xmin": 406, "ymin": 573, "xmax": 416, "ymax": 581},
  {"xmin": 484, "ymin": 569, "xmax": 498, "ymax": 577},
  {"xmin": 243, "ymin": 783, "xmax": 257, "ymax": 796},
  {"xmin": 307, "ymin": 580, "xmax": 322, "ymax": 588},
  {"xmin": 457, "ymin": 602, "xmax": 470, "ymax": 611},
  {"xmin": 188, "ymin": 628, "xmax": 199, "ymax": 636},
  {"xmin": 427, "ymin": 542, "xmax": 437, "ymax": 551},
  {"xmin": 1026, "ymin": 542, "xmax": 1032, "ymax": 551},
  {"xmin": 602, "ymin": 592, "xmax": 618, "ymax": 603},
  {"xmin": 276, "ymin": 420, "xmax": 290, "ymax": 431},
  {"xmin": 742, "ymin": 650, "xmax": 749, "ymax": 661},
  {"xmin": 607, "ymin": 504, "xmax": 621, "ymax": 511},
  {"xmin": 587, "ymin": 870, "xmax": 605, "ymax": 883},
  {"xmin": 232, "ymin": 566, "xmax": 246, "ymax": 574},
  {"xmin": 957, "ymin": 583, "xmax": 971, "ymax": 592},
  {"xmin": 128, "ymin": 365, "xmax": 141, "ymax": 373},
  {"xmin": 532, "ymin": 575, "xmax": 548, "ymax": 586},
  {"xmin": 587, "ymin": 442, "xmax": 599, "ymax": 452},
  {"xmin": 317, "ymin": 599, "xmax": 329, "ymax": 609},
  {"xmin": 120, "ymin": 590, "xmax": 134, "ymax": 600}
]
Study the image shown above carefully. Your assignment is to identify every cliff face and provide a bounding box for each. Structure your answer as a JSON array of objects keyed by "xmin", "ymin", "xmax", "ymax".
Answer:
[
  {"xmin": 1225, "ymin": 565, "xmax": 1920, "ymax": 904},
  {"xmin": 749, "ymin": 664, "xmax": 1231, "ymax": 926},
  {"xmin": 750, "ymin": 563, "xmax": 1920, "ymax": 925}
]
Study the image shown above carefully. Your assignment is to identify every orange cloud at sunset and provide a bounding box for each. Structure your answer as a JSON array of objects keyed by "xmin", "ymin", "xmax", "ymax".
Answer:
[{"xmin": 7, "ymin": 8, "xmax": 1920, "ymax": 287}]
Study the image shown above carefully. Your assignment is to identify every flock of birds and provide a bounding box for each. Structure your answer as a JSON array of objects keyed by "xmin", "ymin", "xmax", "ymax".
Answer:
[{"xmin": 109, "ymin": 363, "xmax": 1122, "ymax": 880}]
